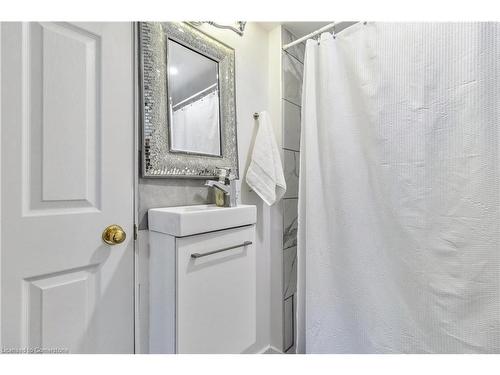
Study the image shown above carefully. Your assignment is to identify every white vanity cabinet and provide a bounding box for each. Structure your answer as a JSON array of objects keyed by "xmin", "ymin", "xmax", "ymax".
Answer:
[{"xmin": 148, "ymin": 204, "xmax": 257, "ymax": 354}]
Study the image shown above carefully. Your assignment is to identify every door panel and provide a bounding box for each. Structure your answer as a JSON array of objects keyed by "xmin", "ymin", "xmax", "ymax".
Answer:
[
  {"xmin": 24, "ymin": 265, "xmax": 98, "ymax": 353},
  {"xmin": 25, "ymin": 22, "xmax": 101, "ymax": 214},
  {"xmin": 177, "ymin": 226, "xmax": 256, "ymax": 353},
  {"xmin": 1, "ymin": 22, "xmax": 134, "ymax": 353},
  {"xmin": 38, "ymin": 22, "xmax": 100, "ymax": 205}
]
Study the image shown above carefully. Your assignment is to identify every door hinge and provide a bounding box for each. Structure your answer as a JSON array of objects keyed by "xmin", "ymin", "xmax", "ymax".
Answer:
[{"xmin": 134, "ymin": 224, "xmax": 138, "ymax": 240}]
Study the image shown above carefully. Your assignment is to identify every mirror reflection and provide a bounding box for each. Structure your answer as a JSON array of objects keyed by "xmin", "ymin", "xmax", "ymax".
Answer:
[{"xmin": 167, "ymin": 39, "xmax": 222, "ymax": 156}]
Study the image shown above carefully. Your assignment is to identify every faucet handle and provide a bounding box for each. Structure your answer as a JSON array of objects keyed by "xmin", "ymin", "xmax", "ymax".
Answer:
[
  {"xmin": 227, "ymin": 169, "xmax": 236, "ymax": 181},
  {"xmin": 215, "ymin": 167, "xmax": 228, "ymax": 180}
]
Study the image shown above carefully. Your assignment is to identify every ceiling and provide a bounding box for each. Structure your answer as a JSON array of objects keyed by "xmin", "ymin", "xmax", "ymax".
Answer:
[
  {"xmin": 281, "ymin": 21, "xmax": 358, "ymax": 38},
  {"xmin": 281, "ymin": 22, "xmax": 331, "ymax": 37}
]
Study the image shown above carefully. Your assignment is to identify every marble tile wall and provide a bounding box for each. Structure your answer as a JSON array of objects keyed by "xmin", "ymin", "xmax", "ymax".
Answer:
[
  {"xmin": 281, "ymin": 27, "xmax": 304, "ymax": 353},
  {"xmin": 282, "ymin": 29, "xmax": 305, "ymax": 63},
  {"xmin": 283, "ymin": 53, "xmax": 303, "ymax": 107},
  {"xmin": 283, "ymin": 100, "xmax": 301, "ymax": 152},
  {"xmin": 283, "ymin": 295, "xmax": 294, "ymax": 352},
  {"xmin": 283, "ymin": 198, "xmax": 298, "ymax": 249},
  {"xmin": 283, "ymin": 246, "xmax": 297, "ymax": 300},
  {"xmin": 283, "ymin": 150, "xmax": 299, "ymax": 198}
]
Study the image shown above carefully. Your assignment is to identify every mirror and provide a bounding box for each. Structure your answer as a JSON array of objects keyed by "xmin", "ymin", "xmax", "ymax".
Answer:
[
  {"xmin": 167, "ymin": 39, "xmax": 221, "ymax": 156},
  {"xmin": 140, "ymin": 22, "xmax": 238, "ymax": 178}
]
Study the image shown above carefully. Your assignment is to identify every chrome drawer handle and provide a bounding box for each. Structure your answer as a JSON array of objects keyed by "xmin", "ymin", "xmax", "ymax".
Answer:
[{"xmin": 191, "ymin": 241, "xmax": 252, "ymax": 259}]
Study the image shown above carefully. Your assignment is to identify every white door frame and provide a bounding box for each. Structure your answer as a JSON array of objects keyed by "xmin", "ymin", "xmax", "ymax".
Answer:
[{"xmin": 133, "ymin": 21, "xmax": 140, "ymax": 354}]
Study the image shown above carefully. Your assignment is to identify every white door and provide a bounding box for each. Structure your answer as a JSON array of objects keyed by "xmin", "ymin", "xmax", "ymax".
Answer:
[{"xmin": 0, "ymin": 22, "xmax": 135, "ymax": 353}]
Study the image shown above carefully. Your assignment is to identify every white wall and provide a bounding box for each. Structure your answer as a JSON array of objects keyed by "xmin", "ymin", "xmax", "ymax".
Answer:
[
  {"xmin": 137, "ymin": 22, "xmax": 283, "ymax": 353},
  {"xmin": 186, "ymin": 22, "xmax": 284, "ymax": 354}
]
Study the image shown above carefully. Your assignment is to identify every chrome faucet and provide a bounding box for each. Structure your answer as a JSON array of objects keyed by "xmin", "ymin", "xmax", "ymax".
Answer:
[{"xmin": 205, "ymin": 169, "xmax": 237, "ymax": 207}]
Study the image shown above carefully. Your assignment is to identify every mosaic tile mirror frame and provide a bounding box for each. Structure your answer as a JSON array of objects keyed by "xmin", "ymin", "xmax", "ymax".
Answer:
[{"xmin": 139, "ymin": 22, "xmax": 239, "ymax": 178}]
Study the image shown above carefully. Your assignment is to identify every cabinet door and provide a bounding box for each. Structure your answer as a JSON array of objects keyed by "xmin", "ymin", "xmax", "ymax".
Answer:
[{"xmin": 176, "ymin": 225, "xmax": 256, "ymax": 353}]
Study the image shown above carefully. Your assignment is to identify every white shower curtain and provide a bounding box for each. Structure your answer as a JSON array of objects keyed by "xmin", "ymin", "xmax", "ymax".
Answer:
[
  {"xmin": 172, "ymin": 90, "xmax": 221, "ymax": 155},
  {"xmin": 297, "ymin": 22, "xmax": 500, "ymax": 353}
]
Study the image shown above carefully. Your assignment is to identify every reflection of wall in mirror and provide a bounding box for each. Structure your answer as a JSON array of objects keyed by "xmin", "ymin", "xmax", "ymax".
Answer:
[
  {"xmin": 168, "ymin": 39, "xmax": 219, "ymax": 106},
  {"xmin": 171, "ymin": 89, "xmax": 221, "ymax": 156}
]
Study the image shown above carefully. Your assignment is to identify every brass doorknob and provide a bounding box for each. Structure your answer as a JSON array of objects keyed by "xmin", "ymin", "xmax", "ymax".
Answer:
[{"xmin": 102, "ymin": 224, "xmax": 126, "ymax": 245}]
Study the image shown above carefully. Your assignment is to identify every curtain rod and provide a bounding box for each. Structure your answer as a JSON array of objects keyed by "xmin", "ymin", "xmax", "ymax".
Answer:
[
  {"xmin": 282, "ymin": 22, "xmax": 336, "ymax": 50},
  {"xmin": 172, "ymin": 83, "xmax": 218, "ymax": 110}
]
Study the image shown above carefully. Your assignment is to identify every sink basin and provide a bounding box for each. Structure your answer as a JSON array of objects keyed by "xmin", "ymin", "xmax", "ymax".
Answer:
[{"xmin": 148, "ymin": 204, "xmax": 257, "ymax": 237}]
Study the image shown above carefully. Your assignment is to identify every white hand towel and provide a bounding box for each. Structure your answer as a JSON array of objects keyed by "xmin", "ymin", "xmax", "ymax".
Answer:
[{"xmin": 246, "ymin": 111, "xmax": 287, "ymax": 205}]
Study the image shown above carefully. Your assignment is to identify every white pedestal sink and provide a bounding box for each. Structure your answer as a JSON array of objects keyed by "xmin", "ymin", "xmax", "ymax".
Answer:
[{"xmin": 148, "ymin": 204, "xmax": 256, "ymax": 237}]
